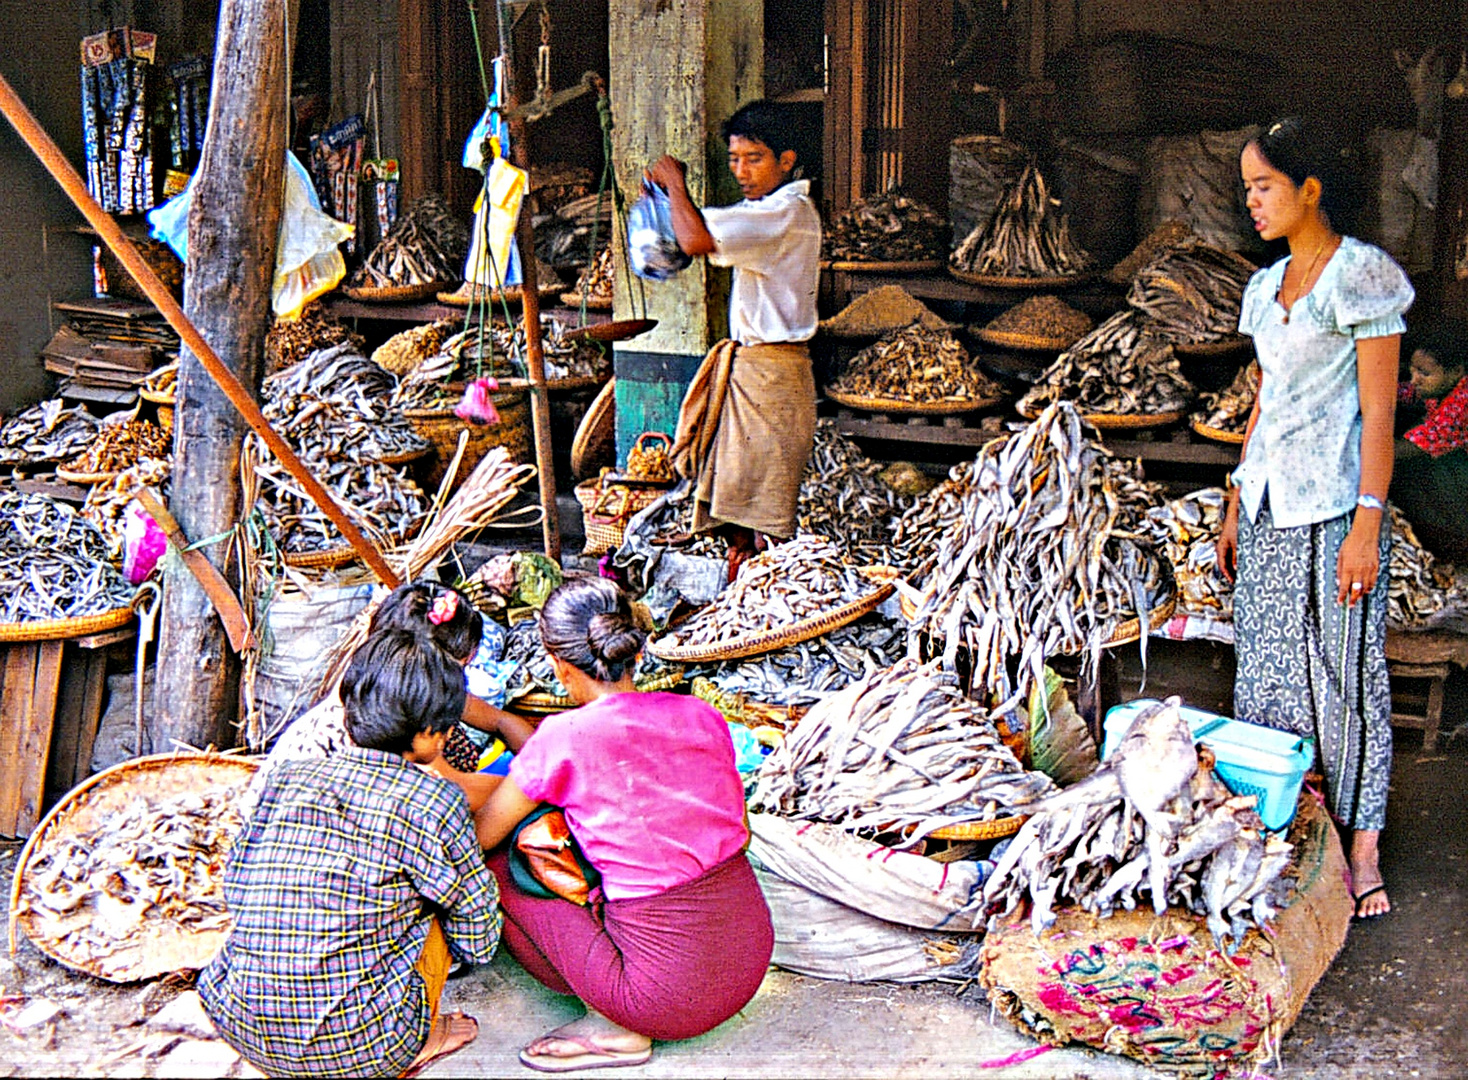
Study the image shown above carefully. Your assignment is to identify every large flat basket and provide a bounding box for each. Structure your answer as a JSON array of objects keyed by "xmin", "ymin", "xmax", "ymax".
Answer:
[{"xmin": 647, "ymin": 583, "xmax": 895, "ymax": 663}]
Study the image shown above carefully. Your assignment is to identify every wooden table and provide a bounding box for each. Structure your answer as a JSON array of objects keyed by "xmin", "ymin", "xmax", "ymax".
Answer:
[{"xmin": 1385, "ymin": 628, "xmax": 1468, "ymax": 754}]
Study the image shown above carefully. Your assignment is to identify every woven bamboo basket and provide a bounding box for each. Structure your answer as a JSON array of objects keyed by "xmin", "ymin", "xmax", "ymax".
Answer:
[
  {"xmin": 281, "ymin": 518, "xmax": 423, "ymax": 570},
  {"xmin": 9, "ymin": 751, "xmax": 257, "ymax": 981},
  {"xmin": 821, "ymin": 258, "xmax": 946, "ymax": 274},
  {"xmin": 971, "ymin": 326, "xmax": 1084, "ymax": 353},
  {"xmin": 342, "ymin": 281, "xmax": 445, "ymax": 303},
  {"xmin": 0, "ymin": 604, "xmax": 135, "ymax": 644},
  {"xmin": 404, "ymin": 389, "xmax": 532, "ymax": 491},
  {"xmin": 138, "ymin": 387, "xmax": 175, "ymax": 406},
  {"xmin": 574, "ymin": 473, "xmax": 665, "ymax": 557},
  {"xmin": 825, "ymin": 387, "xmax": 1002, "ymax": 416},
  {"xmin": 926, "ymin": 815, "xmax": 1028, "ymax": 841},
  {"xmin": 1173, "ymin": 335, "xmax": 1252, "ymax": 359},
  {"xmin": 373, "ymin": 444, "xmax": 434, "ymax": 467},
  {"xmin": 437, "ymin": 282, "xmax": 563, "ymax": 307},
  {"xmin": 949, "ymin": 267, "xmax": 1098, "ymax": 290},
  {"xmin": 571, "ymin": 378, "xmax": 617, "ymax": 481},
  {"xmin": 1017, "ymin": 401, "xmax": 1189, "ymax": 430},
  {"xmin": 558, "ymin": 291, "xmax": 613, "ymax": 311},
  {"xmin": 54, "ymin": 465, "xmax": 121, "ymax": 485},
  {"xmin": 1190, "ymin": 417, "xmax": 1247, "ymax": 445},
  {"xmin": 647, "ymin": 582, "xmax": 896, "ymax": 664}
]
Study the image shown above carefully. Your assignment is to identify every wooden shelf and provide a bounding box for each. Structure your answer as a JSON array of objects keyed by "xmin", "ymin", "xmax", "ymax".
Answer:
[
  {"xmin": 321, "ymin": 294, "xmax": 612, "ymax": 327},
  {"xmin": 823, "ymin": 267, "xmax": 1123, "ymax": 315}
]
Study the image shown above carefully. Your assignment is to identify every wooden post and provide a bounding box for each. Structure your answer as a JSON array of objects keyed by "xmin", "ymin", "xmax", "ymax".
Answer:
[{"xmin": 154, "ymin": 0, "xmax": 289, "ymax": 751}]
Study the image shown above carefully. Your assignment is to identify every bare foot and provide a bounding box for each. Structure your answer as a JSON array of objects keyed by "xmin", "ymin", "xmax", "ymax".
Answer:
[
  {"xmin": 404, "ymin": 1012, "xmax": 478, "ymax": 1076},
  {"xmin": 523, "ymin": 1007, "xmax": 651, "ymax": 1061},
  {"xmin": 1349, "ymin": 828, "xmax": 1391, "ymax": 919}
]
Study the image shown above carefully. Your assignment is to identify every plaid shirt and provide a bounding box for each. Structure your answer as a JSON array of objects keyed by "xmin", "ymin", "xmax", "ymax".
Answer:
[{"xmin": 199, "ymin": 747, "xmax": 502, "ymax": 1078}]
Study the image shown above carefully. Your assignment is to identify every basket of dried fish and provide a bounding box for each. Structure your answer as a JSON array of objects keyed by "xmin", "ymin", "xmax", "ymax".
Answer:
[
  {"xmin": 0, "ymin": 399, "xmax": 101, "ymax": 469},
  {"xmin": 647, "ymin": 536, "xmax": 895, "ymax": 663},
  {"xmin": 265, "ymin": 304, "xmax": 364, "ymax": 375},
  {"xmin": 9, "ymin": 751, "xmax": 256, "ymax": 982},
  {"xmin": 1125, "ymin": 239, "xmax": 1256, "ymax": 350},
  {"xmin": 560, "ymin": 246, "xmax": 615, "ymax": 310},
  {"xmin": 56, "ymin": 419, "xmax": 172, "ymax": 484},
  {"xmin": 1190, "ymin": 359, "xmax": 1257, "ymax": 444},
  {"xmin": 971, "ymin": 295, "xmax": 1095, "ymax": 353},
  {"xmin": 1141, "ymin": 488, "xmax": 1233, "ymax": 619},
  {"xmin": 345, "ymin": 193, "xmax": 468, "ymax": 300},
  {"xmin": 405, "ymin": 394, "xmax": 533, "ymax": 491},
  {"xmin": 826, "ymin": 326, "xmax": 1005, "ymax": 415},
  {"xmin": 575, "ymin": 472, "xmax": 667, "ymax": 557},
  {"xmin": 949, "ymin": 162, "xmax": 1094, "ymax": 286},
  {"xmin": 343, "ymin": 280, "xmax": 444, "ymax": 303},
  {"xmin": 822, "ymin": 190, "xmax": 949, "ymax": 268}
]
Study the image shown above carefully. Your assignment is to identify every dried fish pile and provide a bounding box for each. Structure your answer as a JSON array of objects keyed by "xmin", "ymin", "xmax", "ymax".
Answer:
[
  {"xmin": 348, "ymin": 194, "xmax": 467, "ymax": 288},
  {"xmin": 15, "ymin": 786, "xmax": 241, "ymax": 978},
  {"xmin": 984, "ymin": 699, "xmax": 1293, "ymax": 948},
  {"xmin": 887, "ymin": 461, "xmax": 977, "ymax": 574},
  {"xmin": 907, "ymin": 402, "xmax": 1171, "ymax": 712},
  {"xmin": 1389, "ymin": 507, "xmax": 1467, "ymax": 628},
  {"xmin": 655, "ymin": 536, "xmax": 879, "ymax": 652},
  {"xmin": 749, "ymin": 658, "xmax": 1055, "ymax": 839},
  {"xmin": 251, "ymin": 453, "xmax": 429, "ymax": 555},
  {"xmin": 82, "ymin": 457, "xmax": 172, "ymax": 564},
  {"xmin": 951, "ymin": 162, "xmax": 1092, "ymax": 278},
  {"xmin": 829, "ymin": 326, "xmax": 1003, "ymax": 405},
  {"xmin": 819, "ymin": 286, "xmax": 953, "ymax": 338},
  {"xmin": 265, "ymin": 304, "xmax": 364, "ymax": 374},
  {"xmin": 797, "ymin": 421, "xmax": 912, "ymax": 565},
  {"xmin": 980, "ymin": 295, "xmax": 1093, "ymax": 345},
  {"xmin": 261, "ymin": 343, "xmax": 429, "ymax": 464},
  {"xmin": 0, "ymin": 490, "xmax": 135, "ymax": 622},
  {"xmin": 1126, "ymin": 240, "xmax": 1253, "ymax": 344},
  {"xmin": 61, "ymin": 419, "xmax": 171, "ymax": 476},
  {"xmin": 571, "ymin": 246, "xmax": 615, "ymax": 300},
  {"xmin": 823, "ymin": 190, "xmax": 949, "ymax": 263},
  {"xmin": 1196, "ymin": 360, "xmax": 1258, "ymax": 433},
  {"xmin": 492, "ymin": 319, "xmax": 610, "ymax": 382},
  {"xmin": 0, "ymin": 399, "xmax": 100, "ymax": 466},
  {"xmin": 1018, "ymin": 311, "xmax": 1195, "ymax": 416},
  {"xmin": 697, "ymin": 616, "xmax": 904, "ymax": 708},
  {"xmin": 1144, "ymin": 488, "xmax": 1232, "ymax": 618}
]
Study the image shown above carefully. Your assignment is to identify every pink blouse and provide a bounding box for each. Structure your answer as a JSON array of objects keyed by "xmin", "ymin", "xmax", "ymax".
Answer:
[{"xmin": 508, "ymin": 692, "xmax": 748, "ymax": 900}]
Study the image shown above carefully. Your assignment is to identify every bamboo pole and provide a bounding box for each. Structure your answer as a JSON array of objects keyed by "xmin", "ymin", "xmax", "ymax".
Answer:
[{"xmin": 0, "ymin": 72, "xmax": 401, "ymax": 589}]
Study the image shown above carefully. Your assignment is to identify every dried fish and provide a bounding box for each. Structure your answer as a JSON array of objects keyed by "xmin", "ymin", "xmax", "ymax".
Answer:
[
  {"xmin": 887, "ymin": 461, "xmax": 978, "ymax": 575},
  {"xmin": 371, "ymin": 319, "xmax": 456, "ymax": 377},
  {"xmin": 951, "ymin": 162, "xmax": 1092, "ymax": 278},
  {"xmin": 348, "ymin": 194, "xmax": 467, "ymax": 288},
  {"xmin": 823, "ymin": 190, "xmax": 949, "ymax": 263},
  {"xmin": 695, "ymin": 615, "xmax": 905, "ymax": 708},
  {"xmin": 61, "ymin": 419, "xmax": 171, "ymax": 476},
  {"xmin": 829, "ymin": 325, "xmax": 1004, "ymax": 405},
  {"xmin": 1142, "ymin": 488, "xmax": 1233, "ymax": 618},
  {"xmin": 1196, "ymin": 360, "xmax": 1259, "ymax": 433},
  {"xmin": 1126, "ymin": 240, "xmax": 1255, "ymax": 345},
  {"xmin": 1018, "ymin": 310, "xmax": 1196, "ymax": 417},
  {"xmin": 0, "ymin": 490, "xmax": 135, "ymax": 622},
  {"xmin": 1388, "ymin": 507, "xmax": 1468, "ymax": 629},
  {"xmin": 0, "ymin": 399, "xmax": 100, "ymax": 466},
  {"xmin": 251, "ymin": 453, "xmax": 429, "ymax": 556},
  {"xmin": 571, "ymin": 246, "xmax": 615, "ymax": 301},
  {"xmin": 82, "ymin": 457, "xmax": 172, "ymax": 564},
  {"xmin": 797, "ymin": 421, "xmax": 912, "ymax": 565},
  {"xmin": 749, "ymin": 658, "xmax": 1055, "ymax": 840},
  {"xmin": 264, "ymin": 304, "xmax": 364, "ymax": 375}
]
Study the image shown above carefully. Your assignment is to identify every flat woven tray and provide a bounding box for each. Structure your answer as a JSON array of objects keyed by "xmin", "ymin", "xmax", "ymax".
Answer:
[
  {"xmin": 563, "ymin": 318, "xmax": 658, "ymax": 344},
  {"xmin": 437, "ymin": 283, "xmax": 564, "ymax": 307},
  {"xmin": 493, "ymin": 375, "xmax": 609, "ymax": 393},
  {"xmin": 1173, "ymin": 335, "xmax": 1252, "ymax": 359},
  {"xmin": 342, "ymin": 281, "xmax": 446, "ymax": 303},
  {"xmin": 1190, "ymin": 418, "xmax": 1247, "ymax": 445},
  {"xmin": 512, "ymin": 691, "xmax": 577, "ymax": 715},
  {"xmin": 9, "ymin": 751, "xmax": 257, "ymax": 981},
  {"xmin": 926, "ymin": 815, "xmax": 1028, "ymax": 841},
  {"xmin": 1018, "ymin": 402, "xmax": 1189, "ymax": 430},
  {"xmin": 1102, "ymin": 593, "xmax": 1178, "ymax": 648},
  {"xmin": 949, "ymin": 267, "xmax": 1098, "ymax": 290},
  {"xmin": 825, "ymin": 387, "xmax": 1002, "ymax": 416},
  {"xmin": 559, "ymin": 291, "xmax": 614, "ymax": 311},
  {"xmin": 0, "ymin": 604, "xmax": 135, "ymax": 644},
  {"xmin": 54, "ymin": 465, "xmax": 122, "ymax": 484},
  {"xmin": 647, "ymin": 582, "xmax": 896, "ymax": 663},
  {"xmin": 971, "ymin": 326, "xmax": 1084, "ymax": 353},
  {"xmin": 821, "ymin": 259, "xmax": 946, "ymax": 274}
]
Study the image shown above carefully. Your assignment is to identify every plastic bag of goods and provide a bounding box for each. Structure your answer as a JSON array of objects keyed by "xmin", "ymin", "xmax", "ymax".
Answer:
[{"xmin": 628, "ymin": 183, "xmax": 692, "ymax": 281}]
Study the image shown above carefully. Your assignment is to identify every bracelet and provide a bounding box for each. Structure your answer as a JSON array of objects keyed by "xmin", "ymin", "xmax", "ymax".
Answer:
[{"xmin": 1356, "ymin": 494, "xmax": 1386, "ymax": 512}]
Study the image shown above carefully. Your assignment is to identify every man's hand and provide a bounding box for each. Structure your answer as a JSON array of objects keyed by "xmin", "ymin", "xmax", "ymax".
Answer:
[{"xmin": 645, "ymin": 155, "xmax": 688, "ymax": 195}]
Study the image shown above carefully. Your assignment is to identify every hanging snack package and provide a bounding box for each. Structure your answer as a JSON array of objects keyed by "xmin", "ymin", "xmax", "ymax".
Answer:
[
  {"xmin": 166, "ymin": 55, "xmax": 209, "ymax": 172},
  {"xmin": 628, "ymin": 182, "xmax": 691, "ymax": 281},
  {"xmin": 358, "ymin": 158, "xmax": 401, "ymax": 255},
  {"xmin": 308, "ymin": 114, "xmax": 366, "ymax": 253}
]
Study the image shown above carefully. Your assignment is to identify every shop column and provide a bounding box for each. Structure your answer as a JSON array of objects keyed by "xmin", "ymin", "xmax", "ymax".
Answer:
[{"xmin": 607, "ymin": 0, "xmax": 762, "ymax": 464}]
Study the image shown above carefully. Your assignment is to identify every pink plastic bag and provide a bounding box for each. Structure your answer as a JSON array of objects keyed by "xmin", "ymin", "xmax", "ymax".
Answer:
[{"xmin": 123, "ymin": 501, "xmax": 168, "ymax": 584}]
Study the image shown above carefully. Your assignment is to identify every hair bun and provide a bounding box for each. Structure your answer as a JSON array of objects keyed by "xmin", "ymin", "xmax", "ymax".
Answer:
[{"xmin": 586, "ymin": 612, "xmax": 644, "ymax": 667}]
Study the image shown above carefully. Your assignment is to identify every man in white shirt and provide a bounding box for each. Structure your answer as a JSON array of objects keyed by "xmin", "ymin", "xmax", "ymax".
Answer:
[{"xmin": 649, "ymin": 101, "xmax": 822, "ymax": 580}]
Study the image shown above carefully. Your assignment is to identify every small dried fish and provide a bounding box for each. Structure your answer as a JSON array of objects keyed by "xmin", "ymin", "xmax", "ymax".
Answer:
[
  {"xmin": 829, "ymin": 325, "xmax": 1003, "ymax": 405},
  {"xmin": 392, "ymin": 318, "xmax": 610, "ymax": 409},
  {"xmin": 823, "ymin": 190, "xmax": 949, "ymax": 263},
  {"xmin": 265, "ymin": 304, "xmax": 364, "ymax": 375},
  {"xmin": 0, "ymin": 399, "xmax": 100, "ymax": 466},
  {"xmin": 571, "ymin": 246, "xmax": 615, "ymax": 301},
  {"xmin": 1126, "ymin": 240, "xmax": 1255, "ymax": 345},
  {"xmin": 348, "ymin": 194, "xmax": 467, "ymax": 288},
  {"xmin": 695, "ymin": 615, "xmax": 904, "ymax": 708},
  {"xmin": 797, "ymin": 421, "xmax": 912, "ymax": 565},
  {"xmin": 951, "ymin": 162, "xmax": 1092, "ymax": 278},
  {"xmin": 1143, "ymin": 488, "xmax": 1233, "ymax": 618},
  {"xmin": 1196, "ymin": 360, "xmax": 1259, "ymax": 433},
  {"xmin": 1019, "ymin": 310, "xmax": 1195, "ymax": 417},
  {"xmin": 0, "ymin": 490, "xmax": 135, "ymax": 621},
  {"xmin": 61, "ymin": 419, "xmax": 171, "ymax": 476},
  {"xmin": 1388, "ymin": 507, "xmax": 1468, "ymax": 629}
]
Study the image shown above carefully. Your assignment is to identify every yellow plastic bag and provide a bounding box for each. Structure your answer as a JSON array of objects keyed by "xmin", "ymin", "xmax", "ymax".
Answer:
[
  {"xmin": 273, "ymin": 153, "xmax": 354, "ymax": 319},
  {"xmin": 463, "ymin": 157, "xmax": 528, "ymax": 288}
]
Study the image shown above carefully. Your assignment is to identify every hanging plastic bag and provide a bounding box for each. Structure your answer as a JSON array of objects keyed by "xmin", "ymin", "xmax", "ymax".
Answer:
[
  {"xmin": 628, "ymin": 182, "xmax": 691, "ymax": 281},
  {"xmin": 122, "ymin": 501, "xmax": 167, "ymax": 585},
  {"xmin": 463, "ymin": 156, "xmax": 528, "ymax": 288}
]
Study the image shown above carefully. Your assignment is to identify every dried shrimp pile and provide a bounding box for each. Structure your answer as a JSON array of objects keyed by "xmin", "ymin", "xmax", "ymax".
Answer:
[
  {"xmin": 348, "ymin": 193, "xmax": 467, "ymax": 289},
  {"xmin": 823, "ymin": 191, "xmax": 948, "ymax": 263},
  {"xmin": 0, "ymin": 490, "xmax": 135, "ymax": 622},
  {"xmin": 15, "ymin": 786, "xmax": 242, "ymax": 980},
  {"xmin": 653, "ymin": 536, "xmax": 880, "ymax": 653},
  {"xmin": 1143, "ymin": 488, "xmax": 1232, "ymax": 618},
  {"xmin": 1126, "ymin": 240, "xmax": 1255, "ymax": 345},
  {"xmin": 951, "ymin": 162, "xmax": 1092, "ymax": 278},
  {"xmin": 749, "ymin": 659, "xmax": 1054, "ymax": 839},
  {"xmin": 265, "ymin": 304, "xmax": 363, "ymax": 374},
  {"xmin": 1196, "ymin": 361, "xmax": 1258, "ymax": 433},
  {"xmin": 1019, "ymin": 310, "xmax": 1195, "ymax": 417},
  {"xmin": 797, "ymin": 421, "xmax": 912, "ymax": 565},
  {"xmin": 0, "ymin": 399, "xmax": 99, "ymax": 466},
  {"xmin": 61, "ymin": 419, "xmax": 171, "ymax": 477},
  {"xmin": 907, "ymin": 402, "xmax": 1171, "ymax": 712},
  {"xmin": 1389, "ymin": 507, "xmax": 1467, "ymax": 628},
  {"xmin": 984, "ymin": 699, "xmax": 1293, "ymax": 948},
  {"xmin": 979, "ymin": 295, "xmax": 1093, "ymax": 347},
  {"xmin": 82, "ymin": 457, "xmax": 172, "ymax": 564},
  {"xmin": 819, "ymin": 286, "xmax": 953, "ymax": 337},
  {"xmin": 829, "ymin": 326, "xmax": 1003, "ymax": 406},
  {"xmin": 696, "ymin": 616, "xmax": 904, "ymax": 708}
]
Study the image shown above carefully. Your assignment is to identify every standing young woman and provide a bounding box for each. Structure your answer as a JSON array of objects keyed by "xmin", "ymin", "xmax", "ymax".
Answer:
[{"xmin": 1218, "ymin": 117, "xmax": 1413, "ymax": 921}]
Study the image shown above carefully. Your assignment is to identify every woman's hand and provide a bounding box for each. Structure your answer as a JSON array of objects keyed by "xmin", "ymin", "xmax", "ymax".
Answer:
[
  {"xmin": 1217, "ymin": 493, "xmax": 1241, "ymax": 583},
  {"xmin": 645, "ymin": 155, "xmax": 688, "ymax": 195},
  {"xmin": 1336, "ymin": 516, "xmax": 1383, "ymax": 607}
]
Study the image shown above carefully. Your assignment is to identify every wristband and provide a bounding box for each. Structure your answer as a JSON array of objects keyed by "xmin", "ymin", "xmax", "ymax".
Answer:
[{"xmin": 1356, "ymin": 494, "xmax": 1385, "ymax": 512}]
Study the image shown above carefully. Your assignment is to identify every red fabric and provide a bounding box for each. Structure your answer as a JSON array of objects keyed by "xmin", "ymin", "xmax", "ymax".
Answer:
[
  {"xmin": 1404, "ymin": 376, "xmax": 1468, "ymax": 457},
  {"xmin": 486, "ymin": 849, "xmax": 773, "ymax": 1042}
]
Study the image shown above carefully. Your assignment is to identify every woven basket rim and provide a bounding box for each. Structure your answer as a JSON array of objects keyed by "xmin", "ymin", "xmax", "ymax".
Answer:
[
  {"xmin": 1101, "ymin": 593, "xmax": 1178, "ymax": 648},
  {"xmin": 647, "ymin": 582, "xmax": 896, "ymax": 663},
  {"xmin": 437, "ymin": 283, "xmax": 563, "ymax": 307},
  {"xmin": 495, "ymin": 374, "xmax": 608, "ymax": 393},
  {"xmin": 949, "ymin": 266, "xmax": 1098, "ymax": 290},
  {"xmin": 825, "ymin": 387, "xmax": 1002, "ymax": 416},
  {"xmin": 342, "ymin": 281, "xmax": 446, "ymax": 303},
  {"xmin": 10, "ymin": 750, "xmax": 257, "ymax": 979},
  {"xmin": 0, "ymin": 604, "xmax": 136, "ymax": 644},
  {"xmin": 971, "ymin": 326, "xmax": 1086, "ymax": 352},
  {"xmin": 372, "ymin": 444, "xmax": 433, "ymax": 466},
  {"xmin": 1190, "ymin": 418, "xmax": 1248, "ymax": 445},
  {"xmin": 821, "ymin": 258, "xmax": 946, "ymax": 273},
  {"xmin": 55, "ymin": 465, "xmax": 122, "ymax": 484},
  {"xmin": 401, "ymin": 387, "xmax": 529, "ymax": 419},
  {"xmin": 1017, "ymin": 402, "xmax": 1189, "ymax": 430},
  {"xmin": 281, "ymin": 518, "xmax": 423, "ymax": 569},
  {"xmin": 1172, "ymin": 334, "xmax": 1252, "ymax": 358},
  {"xmin": 558, "ymin": 291, "xmax": 614, "ymax": 311},
  {"xmin": 925, "ymin": 814, "xmax": 1029, "ymax": 841},
  {"xmin": 138, "ymin": 387, "xmax": 175, "ymax": 405}
]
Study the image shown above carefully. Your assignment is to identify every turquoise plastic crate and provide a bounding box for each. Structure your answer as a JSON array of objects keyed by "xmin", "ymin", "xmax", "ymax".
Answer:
[{"xmin": 1101, "ymin": 699, "xmax": 1313, "ymax": 831}]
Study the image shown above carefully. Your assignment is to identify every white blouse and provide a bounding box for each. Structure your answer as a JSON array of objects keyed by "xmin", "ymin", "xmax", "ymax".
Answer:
[
  {"xmin": 703, "ymin": 179, "xmax": 821, "ymax": 346},
  {"xmin": 1232, "ymin": 236, "xmax": 1413, "ymax": 529}
]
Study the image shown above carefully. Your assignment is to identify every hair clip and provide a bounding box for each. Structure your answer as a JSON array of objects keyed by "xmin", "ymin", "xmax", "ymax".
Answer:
[
  {"xmin": 1267, "ymin": 122, "xmax": 1283, "ymax": 136},
  {"xmin": 428, "ymin": 591, "xmax": 459, "ymax": 625}
]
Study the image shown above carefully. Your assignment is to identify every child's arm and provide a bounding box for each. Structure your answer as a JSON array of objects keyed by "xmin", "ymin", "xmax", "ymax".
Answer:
[
  {"xmin": 647, "ymin": 156, "xmax": 718, "ymax": 257},
  {"xmin": 421, "ymin": 755, "xmax": 504, "ymax": 813},
  {"xmin": 461, "ymin": 695, "xmax": 535, "ymax": 752}
]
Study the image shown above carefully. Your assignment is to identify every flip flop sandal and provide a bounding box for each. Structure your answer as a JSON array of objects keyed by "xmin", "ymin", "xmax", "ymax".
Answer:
[
  {"xmin": 1352, "ymin": 884, "xmax": 1390, "ymax": 920},
  {"xmin": 402, "ymin": 1012, "xmax": 479, "ymax": 1078},
  {"xmin": 519, "ymin": 1034, "xmax": 653, "ymax": 1073}
]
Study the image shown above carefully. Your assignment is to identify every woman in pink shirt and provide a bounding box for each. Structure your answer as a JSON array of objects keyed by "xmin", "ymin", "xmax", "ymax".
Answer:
[{"xmin": 474, "ymin": 578, "xmax": 772, "ymax": 1072}]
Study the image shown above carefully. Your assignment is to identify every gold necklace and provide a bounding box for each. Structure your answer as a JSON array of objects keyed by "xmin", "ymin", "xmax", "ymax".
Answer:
[{"xmin": 1280, "ymin": 237, "xmax": 1333, "ymax": 324}]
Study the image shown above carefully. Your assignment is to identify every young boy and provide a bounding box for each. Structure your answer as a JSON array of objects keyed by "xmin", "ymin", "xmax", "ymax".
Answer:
[
  {"xmin": 199, "ymin": 628, "xmax": 502, "ymax": 1079},
  {"xmin": 651, "ymin": 100, "xmax": 822, "ymax": 579},
  {"xmin": 1393, "ymin": 321, "xmax": 1468, "ymax": 561}
]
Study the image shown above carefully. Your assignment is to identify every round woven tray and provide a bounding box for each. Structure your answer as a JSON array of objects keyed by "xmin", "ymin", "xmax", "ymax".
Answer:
[
  {"xmin": 342, "ymin": 281, "xmax": 446, "ymax": 303},
  {"xmin": 558, "ymin": 291, "xmax": 614, "ymax": 311},
  {"xmin": 495, "ymin": 374, "xmax": 609, "ymax": 393},
  {"xmin": 281, "ymin": 519, "xmax": 422, "ymax": 570},
  {"xmin": 1018, "ymin": 402, "xmax": 1189, "ymax": 430},
  {"xmin": 1173, "ymin": 335, "xmax": 1251, "ymax": 359},
  {"xmin": 563, "ymin": 318, "xmax": 658, "ymax": 344},
  {"xmin": 0, "ymin": 604, "xmax": 136, "ymax": 644},
  {"xmin": 926, "ymin": 815, "xmax": 1028, "ymax": 841},
  {"xmin": 647, "ymin": 582, "xmax": 896, "ymax": 663},
  {"xmin": 1190, "ymin": 418, "xmax": 1247, "ymax": 445},
  {"xmin": 691, "ymin": 677, "xmax": 807, "ymax": 732},
  {"xmin": 54, "ymin": 465, "xmax": 122, "ymax": 484},
  {"xmin": 512, "ymin": 691, "xmax": 577, "ymax": 715},
  {"xmin": 949, "ymin": 267, "xmax": 1098, "ymax": 290},
  {"xmin": 571, "ymin": 378, "xmax": 617, "ymax": 481},
  {"xmin": 971, "ymin": 326, "xmax": 1084, "ymax": 353},
  {"xmin": 825, "ymin": 387, "xmax": 1002, "ymax": 416},
  {"xmin": 9, "ymin": 751, "xmax": 257, "ymax": 982},
  {"xmin": 138, "ymin": 387, "xmax": 175, "ymax": 406},
  {"xmin": 437, "ymin": 282, "xmax": 564, "ymax": 307},
  {"xmin": 1102, "ymin": 593, "xmax": 1178, "ymax": 648},
  {"xmin": 821, "ymin": 258, "xmax": 946, "ymax": 274}
]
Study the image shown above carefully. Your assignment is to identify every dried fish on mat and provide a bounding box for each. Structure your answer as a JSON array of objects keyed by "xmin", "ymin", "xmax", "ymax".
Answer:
[
  {"xmin": 1126, "ymin": 240, "xmax": 1255, "ymax": 345},
  {"xmin": 14, "ymin": 785, "xmax": 242, "ymax": 980},
  {"xmin": 695, "ymin": 615, "xmax": 905, "ymax": 708},
  {"xmin": 979, "ymin": 295, "xmax": 1093, "ymax": 346},
  {"xmin": 749, "ymin": 658, "xmax": 1054, "ymax": 841},
  {"xmin": 60, "ymin": 419, "xmax": 171, "ymax": 477},
  {"xmin": 951, "ymin": 162, "xmax": 1092, "ymax": 278},
  {"xmin": 823, "ymin": 191, "xmax": 949, "ymax": 263},
  {"xmin": 906, "ymin": 401, "xmax": 1172, "ymax": 713},
  {"xmin": 0, "ymin": 399, "xmax": 100, "ymax": 466},
  {"xmin": 819, "ymin": 286, "xmax": 954, "ymax": 338},
  {"xmin": 654, "ymin": 536, "xmax": 880, "ymax": 653},
  {"xmin": 828, "ymin": 326, "xmax": 1004, "ymax": 406},
  {"xmin": 1142, "ymin": 488, "xmax": 1232, "ymax": 619},
  {"xmin": 348, "ymin": 194, "xmax": 467, "ymax": 288},
  {"xmin": 82, "ymin": 457, "xmax": 172, "ymax": 564},
  {"xmin": 797, "ymin": 421, "xmax": 912, "ymax": 565},
  {"xmin": 1196, "ymin": 360, "xmax": 1259, "ymax": 433},
  {"xmin": 265, "ymin": 303, "xmax": 364, "ymax": 374},
  {"xmin": 984, "ymin": 698, "xmax": 1293, "ymax": 949},
  {"xmin": 250, "ymin": 452, "xmax": 429, "ymax": 555},
  {"xmin": 0, "ymin": 490, "xmax": 135, "ymax": 621},
  {"xmin": 1018, "ymin": 311, "xmax": 1195, "ymax": 417},
  {"xmin": 1389, "ymin": 506, "xmax": 1468, "ymax": 629}
]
